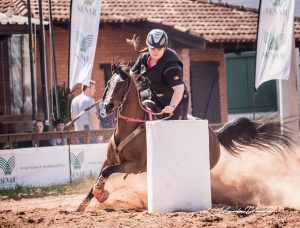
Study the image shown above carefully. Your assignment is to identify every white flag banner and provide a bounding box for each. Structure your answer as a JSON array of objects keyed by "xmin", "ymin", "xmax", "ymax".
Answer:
[
  {"xmin": 255, "ymin": 0, "xmax": 295, "ymax": 89},
  {"xmin": 69, "ymin": 0, "xmax": 102, "ymax": 90}
]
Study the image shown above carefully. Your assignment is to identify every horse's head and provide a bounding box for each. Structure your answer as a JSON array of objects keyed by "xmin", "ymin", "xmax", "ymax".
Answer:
[{"xmin": 103, "ymin": 61, "xmax": 131, "ymax": 114}]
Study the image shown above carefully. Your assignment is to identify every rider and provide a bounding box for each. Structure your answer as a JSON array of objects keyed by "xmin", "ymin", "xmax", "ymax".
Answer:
[{"xmin": 130, "ymin": 29, "xmax": 189, "ymax": 120}]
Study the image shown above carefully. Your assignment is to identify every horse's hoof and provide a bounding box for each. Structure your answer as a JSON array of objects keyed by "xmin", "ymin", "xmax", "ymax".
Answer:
[{"xmin": 92, "ymin": 188, "xmax": 109, "ymax": 203}]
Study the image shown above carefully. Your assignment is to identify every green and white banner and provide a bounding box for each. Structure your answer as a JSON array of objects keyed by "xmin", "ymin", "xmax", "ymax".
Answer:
[
  {"xmin": 255, "ymin": 0, "xmax": 295, "ymax": 89},
  {"xmin": 69, "ymin": 0, "xmax": 102, "ymax": 90},
  {"xmin": 0, "ymin": 144, "xmax": 107, "ymax": 189},
  {"xmin": 0, "ymin": 152, "xmax": 16, "ymax": 189}
]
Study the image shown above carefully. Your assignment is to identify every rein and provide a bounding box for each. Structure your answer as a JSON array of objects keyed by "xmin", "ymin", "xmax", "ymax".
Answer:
[
  {"xmin": 118, "ymin": 112, "xmax": 172, "ymax": 122},
  {"xmin": 119, "ymin": 114, "xmax": 147, "ymax": 123}
]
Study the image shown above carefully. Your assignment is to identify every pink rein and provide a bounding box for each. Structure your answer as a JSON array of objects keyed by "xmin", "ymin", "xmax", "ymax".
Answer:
[
  {"xmin": 118, "ymin": 108, "xmax": 155, "ymax": 122},
  {"xmin": 119, "ymin": 107, "xmax": 172, "ymax": 123}
]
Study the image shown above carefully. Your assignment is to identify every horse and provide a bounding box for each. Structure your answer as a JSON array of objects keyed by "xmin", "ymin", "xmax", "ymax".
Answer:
[{"xmin": 76, "ymin": 62, "xmax": 294, "ymax": 212}]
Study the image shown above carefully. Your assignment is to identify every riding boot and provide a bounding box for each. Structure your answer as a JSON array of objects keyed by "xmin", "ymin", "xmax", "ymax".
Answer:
[{"xmin": 92, "ymin": 177, "xmax": 109, "ymax": 203}]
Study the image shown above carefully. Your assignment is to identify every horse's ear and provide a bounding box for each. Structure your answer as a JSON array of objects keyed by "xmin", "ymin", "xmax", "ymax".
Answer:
[
  {"xmin": 126, "ymin": 60, "xmax": 131, "ymax": 70},
  {"xmin": 111, "ymin": 59, "xmax": 117, "ymax": 73}
]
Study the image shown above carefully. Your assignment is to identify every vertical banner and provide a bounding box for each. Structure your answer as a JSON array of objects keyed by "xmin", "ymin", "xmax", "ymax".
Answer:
[
  {"xmin": 255, "ymin": 0, "xmax": 295, "ymax": 89},
  {"xmin": 69, "ymin": 0, "xmax": 102, "ymax": 90}
]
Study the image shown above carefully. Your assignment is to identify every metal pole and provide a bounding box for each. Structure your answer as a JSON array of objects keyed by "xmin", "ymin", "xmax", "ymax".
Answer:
[
  {"xmin": 67, "ymin": 0, "xmax": 74, "ymax": 121},
  {"xmin": 38, "ymin": 0, "xmax": 50, "ymax": 130},
  {"xmin": 27, "ymin": 0, "xmax": 36, "ymax": 122},
  {"xmin": 68, "ymin": 128, "xmax": 72, "ymax": 183},
  {"xmin": 48, "ymin": 0, "xmax": 61, "ymax": 119},
  {"xmin": 252, "ymin": 0, "xmax": 263, "ymax": 120}
]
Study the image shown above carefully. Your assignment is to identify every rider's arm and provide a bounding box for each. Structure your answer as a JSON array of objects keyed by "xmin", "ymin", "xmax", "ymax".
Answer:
[
  {"xmin": 163, "ymin": 84, "xmax": 184, "ymax": 114},
  {"xmin": 162, "ymin": 64, "xmax": 185, "ymax": 114}
]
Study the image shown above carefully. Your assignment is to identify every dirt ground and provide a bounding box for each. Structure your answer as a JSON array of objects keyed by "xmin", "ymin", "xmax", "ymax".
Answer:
[
  {"xmin": 1, "ymin": 143, "xmax": 300, "ymax": 227},
  {"xmin": 1, "ymin": 194, "xmax": 300, "ymax": 228}
]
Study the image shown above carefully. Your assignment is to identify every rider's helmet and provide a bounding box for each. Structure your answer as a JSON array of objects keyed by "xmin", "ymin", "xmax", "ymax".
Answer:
[{"xmin": 146, "ymin": 29, "xmax": 168, "ymax": 49}]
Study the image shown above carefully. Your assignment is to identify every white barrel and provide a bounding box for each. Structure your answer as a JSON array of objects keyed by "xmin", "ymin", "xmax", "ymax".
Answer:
[{"xmin": 146, "ymin": 120, "xmax": 211, "ymax": 213}]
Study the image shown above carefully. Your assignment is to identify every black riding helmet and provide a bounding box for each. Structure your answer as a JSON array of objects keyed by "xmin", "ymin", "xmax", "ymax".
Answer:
[{"xmin": 146, "ymin": 29, "xmax": 168, "ymax": 48}]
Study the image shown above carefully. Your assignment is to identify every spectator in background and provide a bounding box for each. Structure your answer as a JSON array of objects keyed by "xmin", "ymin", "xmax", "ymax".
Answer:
[
  {"xmin": 50, "ymin": 119, "xmax": 67, "ymax": 146},
  {"xmin": 17, "ymin": 120, "xmax": 50, "ymax": 148},
  {"xmin": 71, "ymin": 80, "xmax": 100, "ymax": 144},
  {"xmin": 34, "ymin": 120, "xmax": 44, "ymax": 133},
  {"xmin": 34, "ymin": 120, "xmax": 51, "ymax": 147}
]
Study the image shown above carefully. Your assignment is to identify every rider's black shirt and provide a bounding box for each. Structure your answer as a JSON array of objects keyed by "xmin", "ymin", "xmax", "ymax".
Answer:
[{"xmin": 131, "ymin": 48, "xmax": 189, "ymax": 111}]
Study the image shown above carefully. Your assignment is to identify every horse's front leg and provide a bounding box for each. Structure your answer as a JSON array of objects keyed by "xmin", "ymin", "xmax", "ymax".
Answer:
[
  {"xmin": 92, "ymin": 161, "xmax": 144, "ymax": 203},
  {"xmin": 90, "ymin": 159, "xmax": 111, "ymax": 203}
]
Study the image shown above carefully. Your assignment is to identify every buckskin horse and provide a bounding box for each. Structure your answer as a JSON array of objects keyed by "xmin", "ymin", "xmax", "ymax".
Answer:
[{"xmin": 76, "ymin": 62, "xmax": 293, "ymax": 212}]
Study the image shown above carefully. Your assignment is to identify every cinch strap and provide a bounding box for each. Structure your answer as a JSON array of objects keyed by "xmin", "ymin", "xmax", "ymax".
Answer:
[{"xmin": 111, "ymin": 124, "xmax": 145, "ymax": 164}]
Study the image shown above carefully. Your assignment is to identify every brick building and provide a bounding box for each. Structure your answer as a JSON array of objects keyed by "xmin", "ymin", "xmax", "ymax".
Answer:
[{"xmin": 1, "ymin": 0, "xmax": 300, "ymax": 133}]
